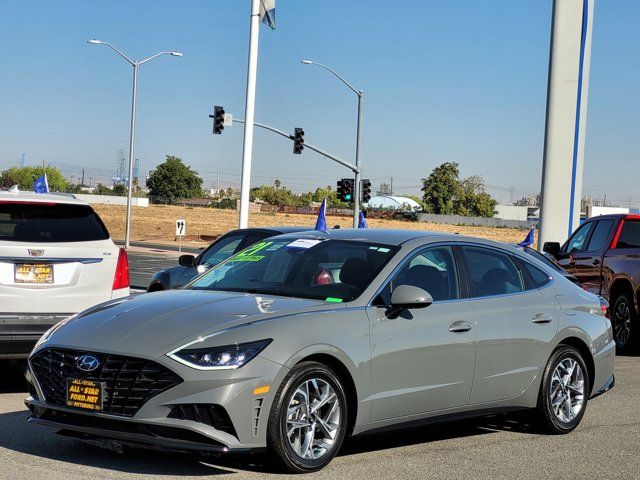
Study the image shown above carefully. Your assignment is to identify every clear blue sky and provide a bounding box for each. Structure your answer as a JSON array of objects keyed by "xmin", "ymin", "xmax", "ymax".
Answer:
[{"xmin": 0, "ymin": 0, "xmax": 638, "ymax": 204}]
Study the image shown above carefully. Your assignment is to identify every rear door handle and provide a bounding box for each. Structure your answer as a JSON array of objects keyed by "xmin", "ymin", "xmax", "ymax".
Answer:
[
  {"xmin": 532, "ymin": 313, "xmax": 553, "ymax": 324},
  {"xmin": 449, "ymin": 321, "xmax": 472, "ymax": 333}
]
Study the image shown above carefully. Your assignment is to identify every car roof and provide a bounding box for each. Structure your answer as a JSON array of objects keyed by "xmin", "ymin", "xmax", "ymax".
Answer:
[
  {"xmin": 0, "ymin": 190, "xmax": 88, "ymax": 206},
  {"xmin": 266, "ymin": 228, "xmax": 456, "ymax": 246}
]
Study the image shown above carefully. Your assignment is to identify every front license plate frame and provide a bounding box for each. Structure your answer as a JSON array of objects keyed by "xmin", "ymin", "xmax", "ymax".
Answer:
[{"xmin": 66, "ymin": 378, "xmax": 104, "ymax": 412}]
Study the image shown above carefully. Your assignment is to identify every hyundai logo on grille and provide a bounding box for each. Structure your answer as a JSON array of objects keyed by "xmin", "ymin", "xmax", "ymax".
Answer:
[{"xmin": 76, "ymin": 355, "xmax": 100, "ymax": 372}]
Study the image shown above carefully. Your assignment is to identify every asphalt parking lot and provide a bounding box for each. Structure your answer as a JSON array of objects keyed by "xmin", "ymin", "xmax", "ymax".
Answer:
[{"xmin": 1, "ymin": 355, "xmax": 639, "ymax": 480}]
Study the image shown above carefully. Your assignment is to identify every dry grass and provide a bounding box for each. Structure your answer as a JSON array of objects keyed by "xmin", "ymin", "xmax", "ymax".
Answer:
[{"xmin": 93, "ymin": 204, "xmax": 531, "ymax": 247}]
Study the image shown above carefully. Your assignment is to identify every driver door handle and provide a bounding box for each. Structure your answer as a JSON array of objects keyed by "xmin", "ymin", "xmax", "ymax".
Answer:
[
  {"xmin": 532, "ymin": 313, "xmax": 553, "ymax": 324},
  {"xmin": 449, "ymin": 321, "xmax": 472, "ymax": 333}
]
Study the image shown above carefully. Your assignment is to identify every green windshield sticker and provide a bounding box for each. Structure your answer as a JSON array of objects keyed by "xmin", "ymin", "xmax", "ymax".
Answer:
[
  {"xmin": 325, "ymin": 297, "xmax": 343, "ymax": 303},
  {"xmin": 233, "ymin": 241, "xmax": 273, "ymax": 263}
]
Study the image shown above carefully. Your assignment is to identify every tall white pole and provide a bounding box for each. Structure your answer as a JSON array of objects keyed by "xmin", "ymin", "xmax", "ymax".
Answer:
[
  {"xmin": 538, "ymin": 0, "xmax": 594, "ymax": 249},
  {"xmin": 352, "ymin": 91, "xmax": 363, "ymax": 228},
  {"xmin": 238, "ymin": 0, "xmax": 261, "ymax": 229},
  {"xmin": 125, "ymin": 62, "xmax": 138, "ymax": 249}
]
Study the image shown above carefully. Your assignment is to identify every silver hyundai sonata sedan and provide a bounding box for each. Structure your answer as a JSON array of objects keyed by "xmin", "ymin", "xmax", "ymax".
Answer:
[{"xmin": 25, "ymin": 230, "xmax": 615, "ymax": 473}]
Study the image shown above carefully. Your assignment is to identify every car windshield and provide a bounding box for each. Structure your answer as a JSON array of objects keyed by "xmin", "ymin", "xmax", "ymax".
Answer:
[{"xmin": 188, "ymin": 238, "xmax": 398, "ymax": 302}]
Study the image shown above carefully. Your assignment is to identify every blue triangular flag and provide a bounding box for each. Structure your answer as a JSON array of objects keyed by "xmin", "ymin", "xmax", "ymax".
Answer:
[
  {"xmin": 358, "ymin": 211, "xmax": 368, "ymax": 229},
  {"xmin": 315, "ymin": 199, "xmax": 327, "ymax": 233},
  {"xmin": 518, "ymin": 227, "xmax": 535, "ymax": 247},
  {"xmin": 34, "ymin": 173, "xmax": 49, "ymax": 193}
]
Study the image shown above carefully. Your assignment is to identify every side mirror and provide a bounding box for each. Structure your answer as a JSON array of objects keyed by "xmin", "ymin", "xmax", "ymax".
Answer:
[
  {"xmin": 390, "ymin": 285, "xmax": 433, "ymax": 309},
  {"xmin": 178, "ymin": 254, "xmax": 196, "ymax": 267},
  {"xmin": 543, "ymin": 242, "xmax": 562, "ymax": 258}
]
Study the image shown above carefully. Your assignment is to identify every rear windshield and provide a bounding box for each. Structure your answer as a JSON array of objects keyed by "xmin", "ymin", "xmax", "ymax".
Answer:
[{"xmin": 0, "ymin": 202, "xmax": 110, "ymax": 243}]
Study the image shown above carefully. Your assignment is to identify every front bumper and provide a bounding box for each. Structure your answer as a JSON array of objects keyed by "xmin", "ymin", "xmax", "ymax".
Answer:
[{"xmin": 25, "ymin": 351, "xmax": 287, "ymax": 452}]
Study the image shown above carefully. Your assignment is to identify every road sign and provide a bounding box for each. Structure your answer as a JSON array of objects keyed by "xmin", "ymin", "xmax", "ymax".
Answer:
[
  {"xmin": 223, "ymin": 113, "xmax": 233, "ymax": 126},
  {"xmin": 175, "ymin": 219, "xmax": 186, "ymax": 237}
]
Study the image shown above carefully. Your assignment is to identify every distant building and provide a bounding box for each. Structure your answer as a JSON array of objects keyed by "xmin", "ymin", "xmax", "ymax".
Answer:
[{"xmin": 365, "ymin": 196, "xmax": 423, "ymax": 212}]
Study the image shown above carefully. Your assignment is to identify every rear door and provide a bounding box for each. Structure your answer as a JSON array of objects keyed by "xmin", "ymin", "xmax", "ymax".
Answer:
[
  {"xmin": 572, "ymin": 219, "xmax": 615, "ymax": 294},
  {"xmin": 460, "ymin": 245, "xmax": 558, "ymax": 404},
  {"xmin": 0, "ymin": 201, "xmax": 120, "ymax": 315}
]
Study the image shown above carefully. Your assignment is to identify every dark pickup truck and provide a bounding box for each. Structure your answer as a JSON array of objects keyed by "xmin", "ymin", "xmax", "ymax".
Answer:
[{"xmin": 544, "ymin": 214, "xmax": 640, "ymax": 352}]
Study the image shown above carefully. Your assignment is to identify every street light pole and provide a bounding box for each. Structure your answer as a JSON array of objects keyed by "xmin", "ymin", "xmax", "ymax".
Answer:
[
  {"xmin": 126, "ymin": 61, "xmax": 139, "ymax": 250},
  {"xmin": 301, "ymin": 60, "xmax": 363, "ymax": 228},
  {"xmin": 87, "ymin": 39, "xmax": 182, "ymax": 249}
]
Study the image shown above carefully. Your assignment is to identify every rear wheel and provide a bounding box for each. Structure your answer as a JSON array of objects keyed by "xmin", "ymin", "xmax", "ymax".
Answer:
[
  {"xmin": 612, "ymin": 293, "xmax": 637, "ymax": 353},
  {"xmin": 267, "ymin": 362, "xmax": 348, "ymax": 473},
  {"xmin": 535, "ymin": 345, "xmax": 589, "ymax": 434}
]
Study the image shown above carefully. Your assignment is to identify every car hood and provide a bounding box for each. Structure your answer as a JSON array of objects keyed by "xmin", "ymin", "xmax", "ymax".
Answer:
[{"xmin": 43, "ymin": 290, "xmax": 332, "ymax": 359}]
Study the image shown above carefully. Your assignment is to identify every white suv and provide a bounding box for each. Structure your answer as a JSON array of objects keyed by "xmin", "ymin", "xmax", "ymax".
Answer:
[{"xmin": 0, "ymin": 190, "xmax": 129, "ymax": 358}]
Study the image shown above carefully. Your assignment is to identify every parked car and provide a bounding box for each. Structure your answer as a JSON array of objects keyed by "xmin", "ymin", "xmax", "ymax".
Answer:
[
  {"xmin": 544, "ymin": 214, "xmax": 640, "ymax": 352},
  {"xmin": 0, "ymin": 190, "xmax": 129, "ymax": 358},
  {"xmin": 26, "ymin": 230, "xmax": 614, "ymax": 472},
  {"xmin": 147, "ymin": 227, "xmax": 312, "ymax": 291}
]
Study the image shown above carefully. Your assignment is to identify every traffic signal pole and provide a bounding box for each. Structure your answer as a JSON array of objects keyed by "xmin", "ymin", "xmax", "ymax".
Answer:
[
  {"xmin": 352, "ymin": 91, "xmax": 363, "ymax": 228},
  {"xmin": 232, "ymin": 118, "xmax": 358, "ymax": 173}
]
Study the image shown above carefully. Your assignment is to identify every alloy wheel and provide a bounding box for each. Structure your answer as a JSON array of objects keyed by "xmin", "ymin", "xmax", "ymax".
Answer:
[
  {"xmin": 614, "ymin": 299, "xmax": 632, "ymax": 347},
  {"xmin": 549, "ymin": 357, "xmax": 585, "ymax": 424},
  {"xmin": 286, "ymin": 377, "xmax": 341, "ymax": 460}
]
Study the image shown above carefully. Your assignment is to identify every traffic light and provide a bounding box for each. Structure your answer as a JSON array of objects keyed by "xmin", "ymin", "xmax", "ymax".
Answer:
[
  {"xmin": 337, "ymin": 178, "xmax": 354, "ymax": 202},
  {"xmin": 210, "ymin": 106, "xmax": 225, "ymax": 134},
  {"xmin": 293, "ymin": 127, "xmax": 304, "ymax": 154},
  {"xmin": 361, "ymin": 179, "xmax": 372, "ymax": 203}
]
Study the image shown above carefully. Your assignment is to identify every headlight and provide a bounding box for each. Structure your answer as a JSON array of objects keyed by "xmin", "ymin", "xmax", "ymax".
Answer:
[
  {"xmin": 32, "ymin": 314, "xmax": 77, "ymax": 351},
  {"xmin": 168, "ymin": 339, "xmax": 272, "ymax": 370}
]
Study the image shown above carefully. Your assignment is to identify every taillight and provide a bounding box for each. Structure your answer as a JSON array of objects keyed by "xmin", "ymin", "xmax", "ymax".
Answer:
[
  {"xmin": 599, "ymin": 297, "xmax": 610, "ymax": 319},
  {"xmin": 112, "ymin": 248, "xmax": 130, "ymax": 290}
]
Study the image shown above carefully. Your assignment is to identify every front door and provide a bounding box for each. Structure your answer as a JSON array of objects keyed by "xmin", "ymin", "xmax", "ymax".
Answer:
[
  {"xmin": 368, "ymin": 245, "xmax": 476, "ymax": 421},
  {"xmin": 572, "ymin": 219, "xmax": 615, "ymax": 295}
]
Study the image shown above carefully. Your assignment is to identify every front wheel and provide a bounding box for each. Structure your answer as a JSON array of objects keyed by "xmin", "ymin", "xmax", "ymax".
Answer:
[
  {"xmin": 535, "ymin": 345, "xmax": 590, "ymax": 434},
  {"xmin": 267, "ymin": 362, "xmax": 348, "ymax": 473}
]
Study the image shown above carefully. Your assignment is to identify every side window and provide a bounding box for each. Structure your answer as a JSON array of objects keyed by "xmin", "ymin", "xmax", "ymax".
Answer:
[
  {"xmin": 587, "ymin": 220, "xmax": 614, "ymax": 251},
  {"xmin": 200, "ymin": 235, "xmax": 244, "ymax": 267},
  {"xmin": 566, "ymin": 222, "xmax": 595, "ymax": 253},
  {"xmin": 520, "ymin": 261, "xmax": 552, "ymax": 288},
  {"xmin": 617, "ymin": 220, "xmax": 640, "ymax": 248},
  {"xmin": 392, "ymin": 246, "xmax": 459, "ymax": 302},
  {"xmin": 463, "ymin": 246, "xmax": 524, "ymax": 298}
]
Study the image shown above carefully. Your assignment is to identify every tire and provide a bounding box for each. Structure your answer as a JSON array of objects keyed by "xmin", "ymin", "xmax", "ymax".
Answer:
[
  {"xmin": 267, "ymin": 361, "xmax": 348, "ymax": 473},
  {"xmin": 535, "ymin": 345, "xmax": 590, "ymax": 434},
  {"xmin": 612, "ymin": 293, "xmax": 637, "ymax": 353}
]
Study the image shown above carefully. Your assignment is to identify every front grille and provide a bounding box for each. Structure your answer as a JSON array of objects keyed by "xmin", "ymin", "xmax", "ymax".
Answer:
[
  {"xmin": 30, "ymin": 348, "xmax": 183, "ymax": 417},
  {"xmin": 168, "ymin": 404, "xmax": 237, "ymax": 438}
]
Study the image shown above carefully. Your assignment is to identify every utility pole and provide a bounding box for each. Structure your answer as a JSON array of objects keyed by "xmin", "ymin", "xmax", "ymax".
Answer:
[
  {"xmin": 390, "ymin": 176, "xmax": 394, "ymax": 196},
  {"xmin": 81, "ymin": 168, "xmax": 85, "ymax": 187}
]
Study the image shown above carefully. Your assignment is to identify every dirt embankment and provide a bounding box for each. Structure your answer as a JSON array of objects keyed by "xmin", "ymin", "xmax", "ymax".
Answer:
[{"xmin": 93, "ymin": 204, "xmax": 532, "ymax": 248}]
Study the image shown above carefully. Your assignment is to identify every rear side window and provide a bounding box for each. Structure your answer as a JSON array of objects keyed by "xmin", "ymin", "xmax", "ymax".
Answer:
[
  {"xmin": 587, "ymin": 220, "xmax": 614, "ymax": 251},
  {"xmin": 617, "ymin": 220, "xmax": 640, "ymax": 248},
  {"xmin": 463, "ymin": 246, "xmax": 524, "ymax": 298},
  {"xmin": 520, "ymin": 261, "xmax": 552, "ymax": 288},
  {"xmin": 0, "ymin": 202, "xmax": 109, "ymax": 243}
]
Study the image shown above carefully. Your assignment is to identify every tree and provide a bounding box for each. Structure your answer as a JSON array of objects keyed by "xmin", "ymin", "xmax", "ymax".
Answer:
[
  {"xmin": 0, "ymin": 165, "xmax": 68, "ymax": 192},
  {"xmin": 421, "ymin": 162, "xmax": 462, "ymax": 214},
  {"xmin": 146, "ymin": 156, "xmax": 203, "ymax": 201},
  {"xmin": 421, "ymin": 162, "xmax": 496, "ymax": 217},
  {"xmin": 112, "ymin": 184, "xmax": 127, "ymax": 196}
]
